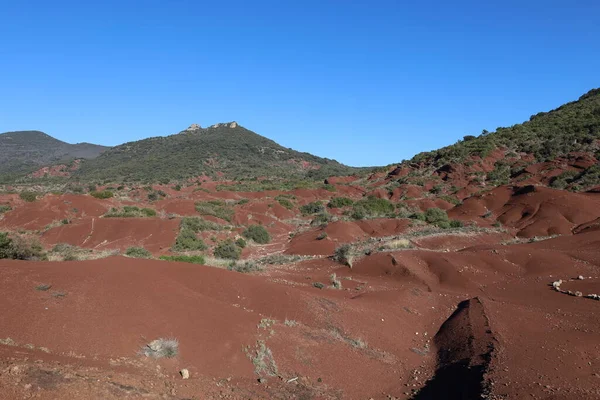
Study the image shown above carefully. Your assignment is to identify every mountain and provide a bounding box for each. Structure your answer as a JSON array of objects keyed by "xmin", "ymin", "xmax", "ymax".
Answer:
[
  {"xmin": 74, "ymin": 122, "xmax": 356, "ymax": 182},
  {"xmin": 0, "ymin": 131, "xmax": 108, "ymax": 181}
]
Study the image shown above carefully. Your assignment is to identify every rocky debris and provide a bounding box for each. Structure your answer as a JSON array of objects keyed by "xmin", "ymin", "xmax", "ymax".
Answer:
[
  {"xmin": 180, "ymin": 369, "xmax": 189, "ymax": 379},
  {"xmin": 210, "ymin": 121, "xmax": 239, "ymax": 129},
  {"xmin": 577, "ymin": 275, "xmax": 585, "ymax": 280}
]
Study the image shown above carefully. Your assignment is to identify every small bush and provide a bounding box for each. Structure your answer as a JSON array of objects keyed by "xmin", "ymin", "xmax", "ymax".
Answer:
[
  {"xmin": 147, "ymin": 192, "xmax": 159, "ymax": 201},
  {"xmin": 351, "ymin": 196, "xmax": 395, "ymax": 219},
  {"xmin": 90, "ymin": 190, "xmax": 113, "ymax": 199},
  {"xmin": 159, "ymin": 255, "xmax": 205, "ymax": 264},
  {"xmin": 313, "ymin": 282, "xmax": 325, "ymax": 289},
  {"xmin": 327, "ymin": 197, "xmax": 354, "ymax": 208},
  {"xmin": 300, "ymin": 201, "xmax": 325, "ymax": 215},
  {"xmin": 0, "ymin": 205, "xmax": 12, "ymax": 214},
  {"xmin": 424, "ymin": 208, "xmax": 450, "ymax": 226},
  {"xmin": 36, "ymin": 284, "xmax": 52, "ymax": 291},
  {"xmin": 228, "ymin": 261, "xmax": 263, "ymax": 273},
  {"xmin": 20, "ymin": 191, "xmax": 38, "ymax": 202},
  {"xmin": 235, "ymin": 238, "xmax": 247, "ymax": 248},
  {"xmin": 173, "ymin": 184, "xmax": 182, "ymax": 191},
  {"xmin": 0, "ymin": 233, "xmax": 45, "ymax": 260},
  {"xmin": 276, "ymin": 197, "xmax": 294, "ymax": 209},
  {"xmin": 125, "ymin": 247, "xmax": 152, "ymax": 258},
  {"xmin": 213, "ymin": 239, "xmax": 241, "ymax": 260},
  {"xmin": 311, "ymin": 212, "xmax": 332, "ymax": 226},
  {"xmin": 173, "ymin": 228, "xmax": 207, "ymax": 251},
  {"xmin": 334, "ymin": 244, "xmax": 353, "ymax": 267},
  {"xmin": 317, "ymin": 232, "xmax": 328, "ymax": 240},
  {"xmin": 105, "ymin": 206, "xmax": 157, "ymax": 218},
  {"xmin": 141, "ymin": 338, "xmax": 179, "ymax": 359},
  {"xmin": 181, "ymin": 216, "xmax": 221, "ymax": 232},
  {"xmin": 330, "ymin": 273, "xmax": 342, "ymax": 289},
  {"xmin": 242, "ymin": 225, "xmax": 271, "ymax": 244}
]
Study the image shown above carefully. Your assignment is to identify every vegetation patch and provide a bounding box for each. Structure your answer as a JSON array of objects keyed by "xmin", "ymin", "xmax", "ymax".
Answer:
[
  {"xmin": 195, "ymin": 200, "xmax": 234, "ymax": 222},
  {"xmin": 159, "ymin": 255, "xmax": 205, "ymax": 264},
  {"xmin": 334, "ymin": 244, "xmax": 354, "ymax": 267},
  {"xmin": 0, "ymin": 232, "xmax": 45, "ymax": 260},
  {"xmin": 90, "ymin": 190, "xmax": 113, "ymax": 199},
  {"xmin": 172, "ymin": 228, "xmax": 207, "ymax": 252},
  {"xmin": 19, "ymin": 191, "xmax": 39, "ymax": 202},
  {"xmin": 104, "ymin": 206, "xmax": 157, "ymax": 218},
  {"xmin": 213, "ymin": 239, "xmax": 242, "ymax": 260},
  {"xmin": 180, "ymin": 216, "xmax": 221, "ymax": 232},
  {"xmin": 125, "ymin": 247, "xmax": 152, "ymax": 258},
  {"xmin": 327, "ymin": 197, "xmax": 354, "ymax": 208},
  {"xmin": 228, "ymin": 261, "xmax": 264, "ymax": 273},
  {"xmin": 242, "ymin": 224, "xmax": 271, "ymax": 244},
  {"xmin": 245, "ymin": 340, "xmax": 278, "ymax": 377},
  {"xmin": 140, "ymin": 338, "xmax": 179, "ymax": 359},
  {"xmin": 300, "ymin": 201, "xmax": 325, "ymax": 215},
  {"xmin": 0, "ymin": 205, "xmax": 12, "ymax": 214},
  {"xmin": 351, "ymin": 196, "xmax": 395, "ymax": 219}
]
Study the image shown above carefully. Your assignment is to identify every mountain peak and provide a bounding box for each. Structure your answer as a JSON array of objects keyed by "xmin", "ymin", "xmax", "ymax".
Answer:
[
  {"xmin": 185, "ymin": 123, "xmax": 202, "ymax": 131},
  {"xmin": 210, "ymin": 121, "xmax": 238, "ymax": 129}
]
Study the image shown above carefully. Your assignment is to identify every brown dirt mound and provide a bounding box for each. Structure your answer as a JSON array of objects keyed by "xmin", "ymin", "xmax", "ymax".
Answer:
[{"xmin": 41, "ymin": 218, "xmax": 180, "ymax": 253}]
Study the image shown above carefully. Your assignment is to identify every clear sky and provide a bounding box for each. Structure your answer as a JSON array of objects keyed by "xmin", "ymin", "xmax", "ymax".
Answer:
[{"xmin": 1, "ymin": 1, "xmax": 599, "ymax": 167}]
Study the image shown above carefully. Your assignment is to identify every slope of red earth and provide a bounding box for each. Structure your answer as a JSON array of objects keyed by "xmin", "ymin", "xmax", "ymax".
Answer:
[
  {"xmin": 450, "ymin": 185, "xmax": 600, "ymax": 237},
  {"xmin": 2, "ymin": 230, "xmax": 599, "ymax": 398},
  {"xmin": 41, "ymin": 218, "xmax": 180, "ymax": 253},
  {"xmin": 0, "ymin": 194, "xmax": 109, "ymax": 231}
]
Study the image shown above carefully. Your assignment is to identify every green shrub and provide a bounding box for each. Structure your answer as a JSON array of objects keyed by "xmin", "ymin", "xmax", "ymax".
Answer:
[
  {"xmin": 159, "ymin": 255, "xmax": 205, "ymax": 264},
  {"xmin": 311, "ymin": 212, "xmax": 332, "ymax": 226},
  {"xmin": 90, "ymin": 190, "xmax": 113, "ymax": 199},
  {"xmin": 125, "ymin": 247, "xmax": 152, "ymax": 258},
  {"xmin": 180, "ymin": 216, "xmax": 221, "ymax": 232},
  {"xmin": 242, "ymin": 225, "xmax": 271, "ymax": 244},
  {"xmin": 195, "ymin": 200, "xmax": 234, "ymax": 222},
  {"xmin": 276, "ymin": 197, "xmax": 294, "ymax": 209},
  {"xmin": 148, "ymin": 192, "xmax": 159, "ymax": 201},
  {"xmin": 0, "ymin": 205, "xmax": 12, "ymax": 214},
  {"xmin": 235, "ymin": 238, "xmax": 247, "ymax": 248},
  {"xmin": 439, "ymin": 195, "xmax": 461, "ymax": 206},
  {"xmin": 173, "ymin": 184, "xmax": 182, "ymax": 191},
  {"xmin": 172, "ymin": 229, "xmax": 207, "ymax": 252},
  {"xmin": 228, "ymin": 261, "xmax": 263, "ymax": 273},
  {"xmin": 19, "ymin": 191, "xmax": 38, "ymax": 202},
  {"xmin": 0, "ymin": 232, "xmax": 45, "ymax": 260},
  {"xmin": 213, "ymin": 239, "xmax": 241, "ymax": 260},
  {"xmin": 327, "ymin": 197, "xmax": 354, "ymax": 208},
  {"xmin": 105, "ymin": 206, "xmax": 157, "ymax": 218},
  {"xmin": 334, "ymin": 244, "xmax": 353, "ymax": 267},
  {"xmin": 300, "ymin": 201, "xmax": 325, "ymax": 215},
  {"xmin": 449, "ymin": 220, "xmax": 464, "ymax": 228},
  {"xmin": 351, "ymin": 196, "xmax": 394, "ymax": 219},
  {"xmin": 424, "ymin": 208, "xmax": 450, "ymax": 227},
  {"xmin": 317, "ymin": 232, "xmax": 328, "ymax": 240}
]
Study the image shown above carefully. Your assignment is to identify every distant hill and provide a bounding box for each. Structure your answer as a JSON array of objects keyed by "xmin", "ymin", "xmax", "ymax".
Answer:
[
  {"xmin": 74, "ymin": 122, "xmax": 357, "ymax": 182},
  {"xmin": 408, "ymin": 88, "xmax": 600, "ymax": 167},
  {"xmin": 388, "ymin": 88, "xmax": 600, "ymax": 192},
  {"xmin": 0, "ymin": 131, "xmax": 108, "ymax": 181}
]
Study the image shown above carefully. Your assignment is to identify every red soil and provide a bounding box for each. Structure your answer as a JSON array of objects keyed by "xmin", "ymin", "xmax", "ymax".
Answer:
[
  {"xmin": 41, "ymin": 217, "xmax": 180, "ymax": 253},
  {"xmin": 0, "ymin": 194, "xmax": 109, "ymax": 231}
]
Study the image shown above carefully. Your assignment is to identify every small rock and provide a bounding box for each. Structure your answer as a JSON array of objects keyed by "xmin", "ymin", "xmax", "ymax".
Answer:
[
  {"xmin": 180, "ymin": 369, "xmax": 190, "ymax": 379},
  {"xmin": 578, "ymin": 275, "xmax": 585, "ymax": 280},
  {"xmin": 258, "ymin": 377, "xmax": 267, "ymax": 384},
  {"xmin": 575, "ymin": 291, "xmax": 583, "ymax": 297}
]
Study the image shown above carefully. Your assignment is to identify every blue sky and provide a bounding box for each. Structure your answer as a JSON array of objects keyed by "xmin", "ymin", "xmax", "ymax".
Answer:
[{"xmin": 1, "ymin": 0, "xmax": 599, "ymax": 167}]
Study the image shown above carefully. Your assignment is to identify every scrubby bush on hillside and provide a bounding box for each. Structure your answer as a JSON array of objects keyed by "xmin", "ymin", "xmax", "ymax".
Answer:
[
  {"xmin": 0, "ymin": 205, "xmax": 12, "ymax": 214},
  {"xmin": 195, "ymin": 200, "xmax": 234, "ymax": 222},
  {"xmin": 213, "ymin": 239, "xmax": 242, "ymax": 260},
  {"xmin": 300, "ymin": 201, "xmax": 325, "ymax": 215},
  {"xmin": 19, "ymin": 191, "xmax": 38, "ymax": 202},
  {"xmin": 334, "ymin": 244, "xmax": 353, "ymax": 267},
  {"xmin": 242, "ymin": 225, "xmax": 271, "ymax": 244},
  {"xmin": 0, "ymin": 232, "xmax": 45, "ymax": 260},
  {"xmin": 125, "ymin": 247, "xmax": 152, "ymax": 258},
  {"xmin": 159, "ymin": 255, "xmax": 205, "ymax": 264},
  {"xmin": 105, "ymin": 206, "xmax": 156, "ymax": 218},
  {"xmin": 181, "ymin": 216, "xmax": 221, "ymax": 232},
  {"xmin": 275, "ymin": 196, "xmax": 294, "ymax": 209},
  {"xmin": 327, "ymin": 197, "xmax": 354, "ymax": 208},
  {"xmin": 351, "ymin": 196, "xmax": 395, "ymax": 220},
  {"xmin": 90, "ymin": 190, "xmax": 113, "ymax": 199},
  {"xmin": 172, "ymin": 229, "xmax": 207, "ymax": 252},
  {"xmin": 235, "ymin": 238, "xmax": 247, "ymax": 248}
]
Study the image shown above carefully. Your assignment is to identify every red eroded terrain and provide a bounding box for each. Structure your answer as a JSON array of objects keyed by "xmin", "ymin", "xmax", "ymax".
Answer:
[{"xmin": 0, "ymin": 170, "xmax": 600, "ymax": 400}]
